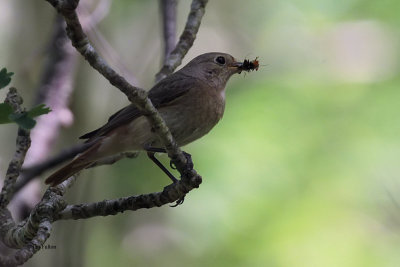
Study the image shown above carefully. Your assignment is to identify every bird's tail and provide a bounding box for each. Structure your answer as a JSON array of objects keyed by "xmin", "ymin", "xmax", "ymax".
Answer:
[{"xmin": 45, "ymin": 142, "xmax": 100, "ymax": 187}]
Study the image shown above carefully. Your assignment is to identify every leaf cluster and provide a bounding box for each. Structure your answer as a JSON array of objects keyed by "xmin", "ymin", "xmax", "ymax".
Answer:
[{"xmin": 0, "ymin": 68, "xmax": 51, "ymax": 129}]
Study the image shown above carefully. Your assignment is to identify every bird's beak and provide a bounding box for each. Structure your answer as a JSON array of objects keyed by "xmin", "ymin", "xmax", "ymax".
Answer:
[{"xmin": 229, "ymin": 61, "xmax": 244, "ymax": 73}]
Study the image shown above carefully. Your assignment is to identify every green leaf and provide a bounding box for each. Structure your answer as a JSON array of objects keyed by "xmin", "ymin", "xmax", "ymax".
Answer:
[
  {"xmin": 9, "ymin": 112, "xmax": 36, "ymax": 130},
  {"xmin": 0, "ymin": 103, "xmax": 50, "ymax": 129},
  {"xmin": 0, "ymin": 68, "xmax": 14, "ymax": 89},
  {"xmin": 0, "ymin": 103, "xmax": 13, "ymax": 124},
  {"xmin": 27, "ymin": 104, "xmax": 51, "ymax": 118}
]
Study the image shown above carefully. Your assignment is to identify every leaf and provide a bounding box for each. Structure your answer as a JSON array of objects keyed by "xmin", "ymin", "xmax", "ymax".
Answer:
[
  {"xmin": 0, "ymin": 103, "xmax": 13, "ymax": 124},
  {"xmin": 0, "ymin": 103, "xmax": 50, "ymax": 129},
  {"xmin": 9, "ymin": 113, "xmax": 36, "ymax": 130},
  {"xmin": 0, "ymin": 68, "xmax": 14, "ymax": 89},
  {"xmin": 27, "ymin": 104, "xmax": 51, "ymax": 118}
]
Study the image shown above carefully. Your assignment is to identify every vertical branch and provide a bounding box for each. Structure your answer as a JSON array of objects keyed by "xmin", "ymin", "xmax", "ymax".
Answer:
[
  {"xmin": 159, "ymin": 0, "xmax": 177, "ymax": 64},
  {"xmin": 155, "ymin": 0, "xmax": 209, "ymax": 82},
  {"xmin": 0, "ymin": 89, "xmax": 31, "ymax": 209}
]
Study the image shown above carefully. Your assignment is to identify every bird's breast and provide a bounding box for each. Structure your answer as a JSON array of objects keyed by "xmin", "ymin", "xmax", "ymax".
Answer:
[{"xmin": 159, "ymin": 87, "xmax": 225, "ymax": 146}]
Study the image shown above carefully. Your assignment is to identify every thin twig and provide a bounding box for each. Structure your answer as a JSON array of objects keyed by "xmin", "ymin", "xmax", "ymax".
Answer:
[
  {"xmin": 160, "ymin": 0, "xmax": 177, "ymax": 64},
  {"xmin": 155, "ymin": 0, "xmax": 209, "ymax": 82}
]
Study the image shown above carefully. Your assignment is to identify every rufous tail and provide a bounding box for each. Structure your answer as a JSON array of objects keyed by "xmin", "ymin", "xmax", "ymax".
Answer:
[
  {"xmin": 44, "ymin": 160, "xmax": 92, "ymax": 187},
  {"xmin": 45, "ymin": 143, "xmax": 100, "ymax": 186}
]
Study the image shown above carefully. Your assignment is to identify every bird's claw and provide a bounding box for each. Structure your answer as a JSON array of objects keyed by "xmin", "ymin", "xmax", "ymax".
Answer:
[
  {"xmin": 170, "ymin": 196, "xmax": 185, "ymax": 207},
  {"xmin": 183, "ymin": 152, "xmax": 194, "ymax": 170},
  {"xmin": 170, "ymin": 161, "xmax": 177, "ymax": 170}
]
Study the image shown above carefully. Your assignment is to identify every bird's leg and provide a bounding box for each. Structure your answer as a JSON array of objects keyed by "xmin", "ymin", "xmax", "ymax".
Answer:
[
  {"xmin": 145, "ymin": 150, "xmax": 186, "ymax": 207},
  {"xmin": 145, "ymin": 147, "xmax": 167, "ymax": 153},
  {"xmin": 146, "ymin": 151, "xmax": 178, "ymax": 183},
  {"xmin": 144, "ymin": 146, "xmax": 193, "ymax": 207}
]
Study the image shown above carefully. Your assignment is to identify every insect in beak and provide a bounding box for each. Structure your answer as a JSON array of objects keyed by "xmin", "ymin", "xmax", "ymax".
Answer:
[{"xmin": 240, "ymin": 57, "xmax": 259, "ymax": 72}]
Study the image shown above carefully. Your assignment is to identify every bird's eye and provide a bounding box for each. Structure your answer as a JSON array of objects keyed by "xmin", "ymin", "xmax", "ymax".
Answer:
[{"xmin": 215, "ymin": 56, "xmax": 226, "ymax": 65}]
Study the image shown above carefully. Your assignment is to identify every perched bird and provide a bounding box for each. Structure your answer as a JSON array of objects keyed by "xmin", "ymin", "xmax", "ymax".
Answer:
[{"xmin": 45, "ymin": 52, "xmax": 246, "ymax": 186}]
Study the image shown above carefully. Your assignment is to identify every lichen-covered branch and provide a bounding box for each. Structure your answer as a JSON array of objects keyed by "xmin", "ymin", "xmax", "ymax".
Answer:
[
  {"xmin": 2, "ymin": 187, "xmax": 66, "ymax": 249},
  {"xmin": 0, "ymin": 221, "xmax": 52, "ymax": 267},
  {"xmin": 58, "ymin": 173, "xmax": 201, "ymax": 220},
  {"xmin": 0, "ymin": 181, "xmax": 72, "ymax": 266},
  {"xmin": 0, "ymin": 88, "xmax": 31, "ymax": 209},
  {"xmin": 155, "ymin": 0, "xmax": 209, "ymax": 82}
]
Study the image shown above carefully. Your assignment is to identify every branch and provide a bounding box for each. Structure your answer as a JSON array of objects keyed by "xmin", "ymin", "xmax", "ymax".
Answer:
[
  {"xmin": 79, "ymin": 0, "xmax": 139, "ymax": 85},
  {"xmin": 155, "ymin": 0, "xmax": 209, "ymax": 82},
  {"xmin": 0, "ymin": 88, "xmax": 31, "ymax": 209},
  {"xmin": 0, "ymin": 179, "xmax": 73, "ymax": 266},
  {"xmin": 1, "ymin": 187, "xmax": 66, "ymax": 249},
  {"xmin": 58, "ymin": 173, "xmax": 201, "ymax": 220},
  {"xmin": 0, "ymin": 221, "xmax": 52, "ymax": 267},
  {"xmin": 159, "ymin": 0, "xmax": 177, "ymax": 63}
]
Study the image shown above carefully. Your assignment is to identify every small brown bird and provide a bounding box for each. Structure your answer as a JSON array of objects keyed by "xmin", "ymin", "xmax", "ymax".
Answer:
[{"xmin": 45, "ymin": 52, "xmax": 248, "ymax": 186}]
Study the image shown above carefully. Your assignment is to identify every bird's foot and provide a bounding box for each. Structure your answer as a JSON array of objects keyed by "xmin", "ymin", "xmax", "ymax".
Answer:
[
  {"xmin": 170, "ymin": 151, "xmax": 193, "ymax": 170},
  {"xmin": 170, "ymin": 195, "xmax": 185, "ymax": 207}
]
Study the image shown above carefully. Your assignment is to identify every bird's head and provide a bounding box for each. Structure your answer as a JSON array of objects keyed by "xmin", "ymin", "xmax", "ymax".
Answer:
[{"xmin": 179, "ymin": 52, "xmax": 243, "ymax": 89}]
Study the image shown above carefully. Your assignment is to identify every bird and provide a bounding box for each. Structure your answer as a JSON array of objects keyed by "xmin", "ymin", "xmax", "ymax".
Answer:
[{"xmin": 45, "ymin": 52, "xmax": 246, "ymax": 186}]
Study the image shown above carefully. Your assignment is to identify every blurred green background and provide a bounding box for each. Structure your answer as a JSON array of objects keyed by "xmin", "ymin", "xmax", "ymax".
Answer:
[{"xmin": 1, "ymin": 0, "xmax": 400, "ymax": 266}]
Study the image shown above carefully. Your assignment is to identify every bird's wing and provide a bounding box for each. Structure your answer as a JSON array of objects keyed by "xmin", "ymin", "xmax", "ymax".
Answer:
[{"xmin": 79, "ymin": 73, "xmax": 197, "ymax": 142}]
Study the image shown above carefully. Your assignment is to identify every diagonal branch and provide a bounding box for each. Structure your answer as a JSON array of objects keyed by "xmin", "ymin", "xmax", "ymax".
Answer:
[{"xmin": 155, "ymin": 0, "xmax": 209, "ymax": 82}]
